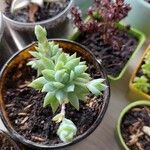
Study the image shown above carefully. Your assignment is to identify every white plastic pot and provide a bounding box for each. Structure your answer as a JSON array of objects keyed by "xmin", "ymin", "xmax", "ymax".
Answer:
[{"xmin": 123, "ymin": 0, "xmax": 150, "ymax": 37}]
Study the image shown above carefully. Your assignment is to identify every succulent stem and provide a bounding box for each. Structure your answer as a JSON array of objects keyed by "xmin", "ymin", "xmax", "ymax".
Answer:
[{"xmin": 61, "ymin": 103, "xmax": 66, "ymax": 116}]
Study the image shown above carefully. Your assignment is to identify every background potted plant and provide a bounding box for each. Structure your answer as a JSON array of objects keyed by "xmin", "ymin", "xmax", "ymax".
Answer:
[
  {"xmin": 116, "ymin": 101, "xmax": 150, "ymax": 150},
  {"xmin": 1, "ymin": 0, "xmax": 73, "ymax": 44},
  {"xmin": 0, "ymin": 25, "xmax": 110, "ymax": 149},
  {"xmin": 0, "ymin": 130, "xmax": 21, "ymax": 150},
  {"xmin": 69, "ymin": 0, "xmax": 145, "ymax": 81},
  {"xmin": 124, "ymin": 0, "xmax": 150, "ymax": 37},
  {"xmin": 129, "ymin": 45, "xmax": 150, "ymax": 101}
]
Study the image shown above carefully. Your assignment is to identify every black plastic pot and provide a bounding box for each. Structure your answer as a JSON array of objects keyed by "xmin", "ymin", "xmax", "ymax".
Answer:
[
  {"xmin": 0, "ymin": 130, "xmax": 21, "ymax": 150},
  {"xmin": 0, "ymin": 39, "xmax": 110, "ymax": 149}
]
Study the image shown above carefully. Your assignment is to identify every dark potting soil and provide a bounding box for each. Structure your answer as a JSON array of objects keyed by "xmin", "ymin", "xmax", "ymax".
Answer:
[
  {"xmin": 3, "ymin": 59, "xmax": 104, "ymax": 145},
  {"xmin": 4, "ymin": 0, "xmax": 69, "ymax": 23},
  {"xmin": 0, "ymin": 132, "xmax": 16, "ymax": 150},
  {"xmin": 121, "ymin": 106, "xmax": 150, "ymax": 150},
  {"xmin": 76, "ymin": 30, "xmax": 138, "ymax": 77}
]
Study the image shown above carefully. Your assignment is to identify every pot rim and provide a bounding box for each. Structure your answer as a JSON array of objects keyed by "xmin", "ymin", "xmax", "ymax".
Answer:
[
  {"xmin": 129, "ymin": 45, "xmax": 150, "ymax": 100},
  {"xmin": 0, "ymin": 129, "xmax": 21, "ymax": 150},
  {"xmin": 2, "ymin": 0, "xmax": 73, "ymax": 27},
  {"xmin": 116, "ymin": 100, "xmax": 150, "ymax": 150},
  {"xmin": 0, "ymin": 39, "xmax": 110, "ymax": 149}
]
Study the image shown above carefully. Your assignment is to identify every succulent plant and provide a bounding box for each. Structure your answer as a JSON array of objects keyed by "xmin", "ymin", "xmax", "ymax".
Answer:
[
  {"xmin": 57, "ymin": 118, "xmax": 77, "ymax": 142},
  {"xmin": 27, "ymin": 25, "xmax": 107, "ymax": 143},
  {"xmin": 133, "ymin": 76, "xmax": 150, "ymax": 93},
  {"xmin": 142, "ymin": 63, "xmax": 150, "ymax": 78},
  {"xmin": 141, "ymin": 51, "xmax": 150, "ymax": 78},
  {"xmin": 70, "ymin": 0, "xmax": 131, "ymax": 49}
]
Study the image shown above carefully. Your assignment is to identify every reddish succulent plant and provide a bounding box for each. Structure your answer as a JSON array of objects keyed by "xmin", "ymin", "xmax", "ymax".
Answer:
[{"xmin": 71, "ymin": 0, "xmax": 131, "ymax": 49}]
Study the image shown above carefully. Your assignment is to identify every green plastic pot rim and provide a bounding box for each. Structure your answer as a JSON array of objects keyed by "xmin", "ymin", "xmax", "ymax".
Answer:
[
  {"xmin": 109, "ymin": 23, "xmax": 145, "ymax": 80},
  {"xmin": 117, "ymin": 100, "xmax": 150, "ymax": 150},
  {"xmin": 69, "ymin": 21, "xmax": 146, "ymax": 81},
  {"xmin": 129, "ymin": 45, "xmax": 150, "ymax": 100}
]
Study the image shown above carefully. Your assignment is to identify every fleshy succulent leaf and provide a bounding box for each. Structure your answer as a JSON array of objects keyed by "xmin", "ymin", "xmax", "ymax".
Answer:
[
  {"xmin": 56, "ymin": 90, "xmax": 66, "ymax": 104},
  {"xmin": 55, "ymin": 70, "xmax": 66, "ymax": 82},
  {"xmin": 42, "ymin": 69, "xmax": 55, "ymax": 81},
  {"xmin": 66, "ymin": 84, "xmax": 75, "ymax": 92},
  {"xmin": 41, "ymin": 57, "xmax": 55, "ymax": 70},
  {"xmin": 74, "ymin": 65, "xmax": 88, "ymax": 75},
  {"xmin": 57, "ymin": 118, "xmax": 77, "ymax": 143},
  {"xmin": 28, "ymin": 77, "xmax": 47, "ymax": 90},
  {"xmin": 65, "ymin": 58, "xmax": 80, "ymax": 70},
  {"xmin": 68, "ymin": 93, "xmax": 79, "ymax": 110},
  {"xmin": 42, "ymin": 83, "xmax": 55, "ymax": 92},
  {"xmin": 87, "ymin": 79, "xmax": 107, "ymax": 96},
  {"xmin": 52, "ymin": 113, "xmax": 65, "ymax": 123},
  {"xmin": 43, "ymin": 92, "xmax": 59, "ymax": 113}
]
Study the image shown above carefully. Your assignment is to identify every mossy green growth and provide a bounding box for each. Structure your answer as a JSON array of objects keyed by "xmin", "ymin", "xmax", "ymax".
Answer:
[{"xmin": 27, "ymin": 25, "xmax": 107, "ymax": 143}]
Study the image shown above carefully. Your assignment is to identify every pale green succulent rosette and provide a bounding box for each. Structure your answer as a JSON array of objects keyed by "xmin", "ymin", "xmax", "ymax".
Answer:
[{"xmin": 28, "ymin": 25, "xmax": 107, "ymax": 143}]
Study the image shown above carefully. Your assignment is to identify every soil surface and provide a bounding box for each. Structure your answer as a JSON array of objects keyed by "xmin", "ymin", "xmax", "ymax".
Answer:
[
  {"xmin": 77, "ymin": 30, "xmax": 138, "ymax": 77},
  {"xmin": 3, "ymin": 58, "xmax": 104, "ymax": 145},
  {"xmin": 4, "ymin": 0, "xmax": 69, "ymax": 23},
  {"xmin": 121, "ymin": 106, "xmax": 150, "ymax": 150},
  {"xmin": 0, "ymin": 132, "xmax": 17, "ymax": 150}
]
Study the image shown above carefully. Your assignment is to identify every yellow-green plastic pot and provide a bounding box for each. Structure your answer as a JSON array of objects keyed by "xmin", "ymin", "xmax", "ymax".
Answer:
[
  {"xmin": 69, "ymin": 22, "xmax": 145, "ymax": 81},
  {"xmin": 129, "ymin": 45, "xmax": 150, "ymax": 101},
  {"xmin": 116, "ymin": 100, "xmax": 150, "ymax": 150}
]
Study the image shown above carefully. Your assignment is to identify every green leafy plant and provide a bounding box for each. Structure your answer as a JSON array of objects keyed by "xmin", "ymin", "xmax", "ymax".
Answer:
[
  {"xmin": 133, "ymin": 76, "xmax": 150, "ymax": 93},
  {"xmin": 27, "ymin": 25, "xmax": 107, "ymax": 143},
  {"xmin": 133, "ymin": 50, "xmax": 150, "ymax": 94},
  {"xmin": 142, "ymin": 63, "xmax": 150, "ymax": 78}
]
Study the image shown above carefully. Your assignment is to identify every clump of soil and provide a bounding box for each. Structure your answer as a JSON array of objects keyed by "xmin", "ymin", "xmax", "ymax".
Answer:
[
  {"xmin": 77, "ymin": 30, "xmax": 138, "ymax": 77},
  {"xmin": 3, "ymin": 58, "xmax": 104, "ymax": 145},
  {"xmin": 0, "ymin": 131, "xmax": 18, "ymax": 150},
  {"xmin": 121, "ymin": 106, "xmax": 150, "ymax": 150},
  {"xmin": 4, "ymin": 0, "xmax": 69, "ymax": 22}
]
